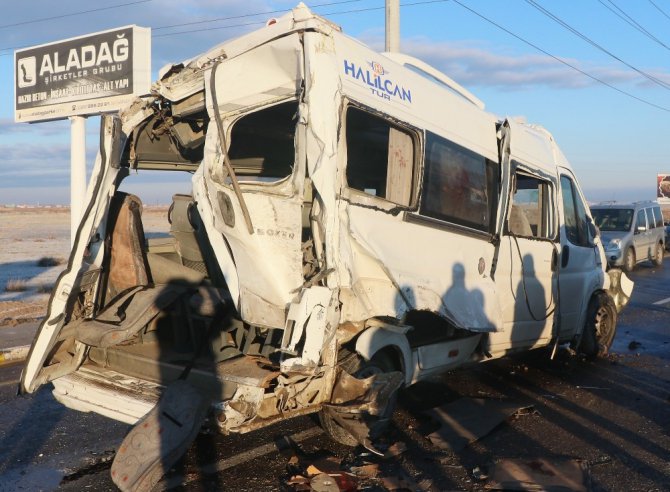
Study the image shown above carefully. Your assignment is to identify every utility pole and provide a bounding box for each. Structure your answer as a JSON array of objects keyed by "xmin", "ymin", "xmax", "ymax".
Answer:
[{"xmin": 385, "ymin": 0, "xmax": 400, "ymax": 52}]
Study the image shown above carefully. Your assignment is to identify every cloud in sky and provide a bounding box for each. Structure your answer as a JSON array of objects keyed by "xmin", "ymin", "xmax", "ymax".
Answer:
[
  {"xmin": 0, "ymin": 118, "xmax": 68, "ymax": 136},
  {"xmin": 0, "ymin": 142, "xmax": 71, "ymax": 187},
  {"xmin": 397, "ymin": 37, "xmax": 670, "ymax": 90}
]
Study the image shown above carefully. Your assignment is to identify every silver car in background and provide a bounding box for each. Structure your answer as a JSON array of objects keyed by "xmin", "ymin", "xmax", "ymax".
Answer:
[{"xmin": 591, "ymin": 201, "xmax": 665, "ymax": 271}]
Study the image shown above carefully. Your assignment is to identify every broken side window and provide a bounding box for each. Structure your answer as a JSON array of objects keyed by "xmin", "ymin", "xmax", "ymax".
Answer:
[
  {"xmin": 227, "ymin": 101, "xmax": 298, "ymax": 181},
  {"xmin": 345, "ymin": 106, "xmax": 416, "ymax": 206},
  {"xmin": 560, "ymin": 175, "xmax": 590, "ymax": 246},
  {"xmin": 508, "ymin": 173, "xmax": 553, "ymax": 239},
  {"xmin": 419, "ymin": 132, "xmax": 497, "ymax": 233}
]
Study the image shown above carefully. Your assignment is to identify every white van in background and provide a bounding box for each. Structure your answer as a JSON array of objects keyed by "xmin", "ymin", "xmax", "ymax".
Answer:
[{"xmin": 20, "ymin": 5, "xmax": 633, "ymax": 489}]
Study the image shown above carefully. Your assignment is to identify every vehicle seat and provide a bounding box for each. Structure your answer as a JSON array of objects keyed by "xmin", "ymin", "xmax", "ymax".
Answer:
[
  {"xmin": 169, "ymin": 194, "xmax": 225, "ymax": 286},
  {"xmin": 107, "ymin": 193, "xmax": 151, "ymax": 300},
  {"xmin": 508, "ymin": 204, "xmax": 533, "ymax": 237}
]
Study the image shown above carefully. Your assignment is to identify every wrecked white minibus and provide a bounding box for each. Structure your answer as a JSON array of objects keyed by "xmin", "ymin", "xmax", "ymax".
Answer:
[{"xmin": 21, "ymin": 4, "xmax": 632, "ymax": 488}]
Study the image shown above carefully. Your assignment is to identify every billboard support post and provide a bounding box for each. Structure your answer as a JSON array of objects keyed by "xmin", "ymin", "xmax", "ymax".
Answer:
[{"xmin": 70, "ymin": 116, "xmax": 86, "ymax": 247}]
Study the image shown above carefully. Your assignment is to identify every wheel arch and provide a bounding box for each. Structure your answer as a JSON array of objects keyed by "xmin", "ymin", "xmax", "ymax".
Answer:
[{"xmin": 354, "ymin": 325, "xmax": 413, "ymax": 386}]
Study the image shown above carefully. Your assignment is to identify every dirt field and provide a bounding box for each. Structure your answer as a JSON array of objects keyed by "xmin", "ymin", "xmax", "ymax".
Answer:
[{"xmin": 0, "ymin": 206, "xmax": 169, "ymax": 326}]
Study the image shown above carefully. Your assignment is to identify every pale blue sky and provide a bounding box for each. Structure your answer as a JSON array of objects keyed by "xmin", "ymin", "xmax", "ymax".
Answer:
[{"xmin": 1, "ymin": 0, "xmax": 669, "ymax": 204}]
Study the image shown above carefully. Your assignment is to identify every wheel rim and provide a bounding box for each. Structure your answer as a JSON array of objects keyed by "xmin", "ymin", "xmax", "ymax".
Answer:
[
  {"xmin": 594, "ymin": 305, "xmax": 614, "ymax": 347},
  {"xmin": 626, "ymin": 249, "xmax": 635, "ymax": 270}
]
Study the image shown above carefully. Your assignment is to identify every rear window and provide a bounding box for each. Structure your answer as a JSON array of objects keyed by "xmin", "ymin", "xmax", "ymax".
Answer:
[
  {"xmin": 645, "ymin": 208, "xmax": 655, "ymax": 229},
  {"xmin": 652, "ymin": 206, "xmax": 664, "ymax": 228}
]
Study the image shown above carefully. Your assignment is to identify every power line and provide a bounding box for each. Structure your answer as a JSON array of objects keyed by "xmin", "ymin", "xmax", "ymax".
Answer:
[
  {"xmin": 524, "ymin": 0, "xmax": 670, "ymax": 91},
  {"xmin": 153, "ymin": 0, "xmax": 364, "ymax": 31},
  {"xmin": 0, "ymin": 0, "xmax": 152, "ymax": 30},
  {"xmin": 4, "ymin": 0, "xmax": 670, "ymax": 113},
  {"xmin": 648, "ymin": 0, "xmax": 670, "ymax": 23},
  {"xmin": 450, "ymin": 0, "xmax": 670, "ymax": 113},
  {"xmin": 0, "ymin": 0, "xmax": 372, "ymax": 52},
  {"xmin": 597, "ymin": 0, "xmax": 670, "ymax": 52},
  {"xmin": 153, "ymin": 0, "xmax": 450, "ymax": 39}
]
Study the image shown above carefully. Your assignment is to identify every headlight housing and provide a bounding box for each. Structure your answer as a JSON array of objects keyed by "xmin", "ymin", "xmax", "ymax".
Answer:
[{"xmin": 608, "ymin": 238, "xmax": 622, "ymax": 249}]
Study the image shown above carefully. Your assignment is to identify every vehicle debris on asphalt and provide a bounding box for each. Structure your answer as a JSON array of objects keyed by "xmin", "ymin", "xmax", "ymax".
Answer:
[
  {"xmin": 424, "ymin": 398, "xmax": 535, "ymax": 452},
  {"xmin": 483, "ymin": 457, "xmax": 590, "ymax": 492}
]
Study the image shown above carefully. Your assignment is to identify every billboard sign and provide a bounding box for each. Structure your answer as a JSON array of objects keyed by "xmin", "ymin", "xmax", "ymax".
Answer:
[
  {"xmin": 658, "ymin": 174, "xmax": 670, "ymax": 204},
  {"xmin": 14, "ymin": 26, "xmax": 150, "ymax": 122}
]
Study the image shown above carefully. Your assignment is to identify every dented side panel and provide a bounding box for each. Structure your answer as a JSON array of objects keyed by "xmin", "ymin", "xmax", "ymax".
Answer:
[
  {"xmin": 343, "ymin": 205, "xmax": 501, "ymax": 332},
  {"xmin": 199, "ymin": 34, "xmax": 306, "ymax": 328}
]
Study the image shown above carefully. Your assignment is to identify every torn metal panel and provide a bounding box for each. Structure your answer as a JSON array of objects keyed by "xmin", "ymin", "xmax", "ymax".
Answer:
[
  {"xmin": 205, "ymin": 34, "xmax": 303, "ymax": 116},
  {"xmin": 197, "ymin": 34, "xmax": 306, "ymax": 328},
  {"xmin": 607, "ymin": 268, "xmax": 633, "ymax": 313},
  {"xmin": 328, "ymin": 369, "xmax": 403, "ymax": 416},
  {"xmin": 154, "ymin": 4, "xmax": 332, "ymax": 104},
  {"xmin": 426, "ymin": 398, "xmax": 534, "ymax": 452},
  {"xmin": 324, "ymin": 369, "xmax": 404, "ymax": 451},
  {"xmin": 282, "ymin": 286, "xmax": 334, "ymax": 369},
  {"xmin": 110, "ymin": 379, "xmax": 210, "ymax": 492},
  {"xmin": 486, "ymin": 458, "xmax": 590, "ymax": 492},
  {"xmin": 215, "ymin": 385, "xmax": 266, "ymax": 432}
]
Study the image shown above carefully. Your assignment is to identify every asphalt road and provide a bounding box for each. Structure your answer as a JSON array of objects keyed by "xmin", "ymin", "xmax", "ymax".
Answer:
[{"xmin": 0, "ymin": 261, "xmax": 669, "ymax": 491}]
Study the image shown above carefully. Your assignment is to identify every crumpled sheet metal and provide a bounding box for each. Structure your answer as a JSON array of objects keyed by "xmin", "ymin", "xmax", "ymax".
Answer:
[
  {"xmin": 426, "ymin": 398, "xmax": 534, "ymax": 453},
  {"xmin": 329, "ymin": 369, "xmax": 404, "ymax": 416},
  {"xmin": 485, "ymin": 457, "xmax": 590, "ymax": 492},
  {"xmin": 323, "ymin": 369, "xmax": 404, "ymax": 453}
]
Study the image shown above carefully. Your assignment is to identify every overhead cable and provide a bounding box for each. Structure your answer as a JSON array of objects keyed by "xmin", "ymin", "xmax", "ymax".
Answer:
[
  {"xmin": 648, "ymin": 0, "xmax": 670, "ymax": 23},
  {"xmin": 0, "ymin": 0, "xmax": 152, "ymax": 30},
  {"xmin": 451, "ymin": 0, "xmax": 670, "ymax": 113},
  {"xmin": 524, "ymin": 0, "xmax": 670, "ymax": 91},
  {"xmin": 597, "ymin": 0, "xmax": 670, "ymax": 52}
]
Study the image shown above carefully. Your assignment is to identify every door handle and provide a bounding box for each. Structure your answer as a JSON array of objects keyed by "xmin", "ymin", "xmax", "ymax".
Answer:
[
  {"xmin": 551, "ymin": 247, "xmax": 558, "ymax": 271},
  {"xmin": 561, "ymin": 245, "xmax": 570, "ymax": 268}
]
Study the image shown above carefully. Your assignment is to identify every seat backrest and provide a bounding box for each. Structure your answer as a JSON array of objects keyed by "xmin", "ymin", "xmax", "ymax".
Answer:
[
  {"xmin": 169, "ymin": 194, "xmax": 226, "ymax": 286},
  {"xmin": 108, "ymin": 193, "xmax": 151, "ymax": 299}
]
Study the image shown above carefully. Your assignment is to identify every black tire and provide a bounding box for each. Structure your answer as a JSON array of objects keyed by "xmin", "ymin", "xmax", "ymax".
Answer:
[
  {"xmin": 319, "ymin": 349, "xmax": 398, "ymax": 447},
  {"xmin": 652, "ymin": 242, "xmax": 664, "ymax": 267},
  {"xmin": 579, "ymin": 291, "xmax": 617, "ymax": 358},
  {"xmin": 623, "ymin": 247, "xmax": 636, "ymax": 273}
]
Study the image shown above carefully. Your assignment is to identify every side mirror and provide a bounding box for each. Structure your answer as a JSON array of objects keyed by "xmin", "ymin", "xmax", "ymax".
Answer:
[{"xmin": 636, "ymin": 225, "xmax": 647, "ymax": 234}]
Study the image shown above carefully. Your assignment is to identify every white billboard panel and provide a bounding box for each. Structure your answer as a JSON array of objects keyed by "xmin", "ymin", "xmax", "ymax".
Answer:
[
  {"xmin": 658, "ymin": 174, "xmax": 670, "ymax": 204},
  {"xmin": 14, "ymin": 26, "xmax": 151, "ymax": 122}
]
